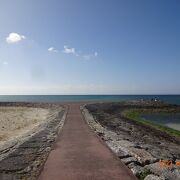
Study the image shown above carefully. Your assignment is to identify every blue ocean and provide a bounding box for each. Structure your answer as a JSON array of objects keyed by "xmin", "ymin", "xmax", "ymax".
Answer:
[{"xmin": 0, "ymin": 95, "xmax": 180, "ymax": 105}]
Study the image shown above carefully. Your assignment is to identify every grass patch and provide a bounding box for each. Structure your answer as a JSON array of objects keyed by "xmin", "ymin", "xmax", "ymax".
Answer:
[
  {"xmin": 123, "ymin": 110, "xmax": 180, "ymax": 138},
  {"xmin": 136, "ymin": 169, "xmax": 152, "ymax": 180}
]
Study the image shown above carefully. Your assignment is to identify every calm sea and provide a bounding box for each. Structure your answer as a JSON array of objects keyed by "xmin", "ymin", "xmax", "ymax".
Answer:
[{"xmin": 0, "ymin": 95, "xmax": 180, "ymax": 105}]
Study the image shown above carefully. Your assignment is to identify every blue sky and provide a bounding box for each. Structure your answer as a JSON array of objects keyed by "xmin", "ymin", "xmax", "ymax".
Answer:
[{"xmin": 0, "ymin": 0, "xmax": 179, "ymax": 95}]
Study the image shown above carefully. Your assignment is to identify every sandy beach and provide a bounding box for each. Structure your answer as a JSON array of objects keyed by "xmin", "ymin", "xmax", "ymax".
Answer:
[
  {"xmin": 0, "ymin": 107, "xmax": 50, "ymax": 144},
  {"xmin": 0, "ymin": 103, "xmax": 65, "ymax": 179}
]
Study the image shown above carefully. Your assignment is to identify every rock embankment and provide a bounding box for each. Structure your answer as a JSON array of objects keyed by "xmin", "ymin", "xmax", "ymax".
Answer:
[
  {"xmin": 82, "ymin": 102, "xmax": 180, "ymax": 180},
  {"xmin": 0, "ymin": 103, "xmax": 66, "ymax": 180}
]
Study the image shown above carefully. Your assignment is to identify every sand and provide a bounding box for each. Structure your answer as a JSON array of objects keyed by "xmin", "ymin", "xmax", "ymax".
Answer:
[{"xmin": 0, "ymin": 106, "xmax": 50, "ymax": 144}]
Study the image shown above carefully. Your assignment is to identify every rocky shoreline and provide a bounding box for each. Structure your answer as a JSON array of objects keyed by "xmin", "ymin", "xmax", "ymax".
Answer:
[
  {"xmin": 0, "ymin": 103, "xmax": 66, "ymax": 180},
  {"xmin": 82, "ymin": 102, "xmax": 180, "ymax": 180}
]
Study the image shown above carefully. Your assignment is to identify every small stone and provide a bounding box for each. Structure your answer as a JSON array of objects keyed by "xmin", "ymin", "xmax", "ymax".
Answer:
[
  {"xmin": 129, "ymin": 147, "xmax": 157, "ymax": 165},
  {"xmin": 97, "ymin": 132, "xmax": 104, "ymax": 137},
  {"xmin": 23, "ymin": 165, "xmax": 31, "ymax": 173},
  {"xmin": 144, "ymin": 174, "xmax": 165, "ymax": 180},
  {"xmin": 127, "ymin": 162, "xmax": 137, "ymax": 169},
  {"xmin": 130, "ymin": 165, "xmax": 144, "ymax": 175},
  {"xmin": 33, "ymin": 160, "xmax": 41, "ymax": 168},
  {"xmin": 117, "ymin": 149, "xmax": 131, "ymax": 159},
  {"xmin": 47, "ymin": 139, "xmax": 54, "ymax": 143},
  {"xmin": 121, "ymin": 157, "xmax": 138, "ymax": 165},
  {"xmin": 45, "ymin": 147, "xmax": 51, "ymax": 152}
]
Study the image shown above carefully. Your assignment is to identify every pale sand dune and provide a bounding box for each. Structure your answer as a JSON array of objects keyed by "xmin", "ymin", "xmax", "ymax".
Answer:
[{"xmin": 0, "ymin": 107, "xmax": 50, "ymax": 143}]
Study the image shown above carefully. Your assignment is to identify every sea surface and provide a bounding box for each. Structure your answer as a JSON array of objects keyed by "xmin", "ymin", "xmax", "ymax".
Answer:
[
  {"xmin": 0, "ymin": 95, "xmax": 180, "ymax": 131},
  {"xmin": 141, "ymin": 112, "xmax": 180, "ymax": 131},
  {"xmin": 0, "ymin": 95, "xmax": 180, "ymax": 104}
]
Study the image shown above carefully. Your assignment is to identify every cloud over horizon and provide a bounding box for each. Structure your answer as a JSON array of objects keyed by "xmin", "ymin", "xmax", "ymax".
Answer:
[{"xmin": 6, "ymin": 33, "xmax": 26, "ymax": 44}]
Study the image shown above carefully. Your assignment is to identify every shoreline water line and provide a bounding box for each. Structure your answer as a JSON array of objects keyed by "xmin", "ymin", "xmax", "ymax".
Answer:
[{"xmin": 0, "ymin": 95, "xmax": 180, "ymax": 105}]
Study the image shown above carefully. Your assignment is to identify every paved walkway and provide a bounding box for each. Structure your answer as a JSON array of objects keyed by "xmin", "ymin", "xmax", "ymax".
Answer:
[{"xmin": 38, "ymin": 104, "xmax": 136, "ymax": 180}]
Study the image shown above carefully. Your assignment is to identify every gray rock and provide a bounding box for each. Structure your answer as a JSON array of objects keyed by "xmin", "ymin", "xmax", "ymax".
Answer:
[
  {"xmin": 121, "ymin": 157, "xmax": 138, "ymax": 165},
  {"xmin": 129, "ymin": 147, "xmax": 157, "ymax": 165},
  {"xmin": 144, "ymin": 174, "xmax": 165, "ymax": 180},
  {"xmin": 145, "ymin": 162, "xmax": 180, "ymax": 180},
  {"xmin": 0, "ymin": 173, "xmax": 19, "ymax": 180},
  {"xmin": 130, "ymin": 165, "xmax": 144, "ymax": 175},
  {"xmin": 117, "ymin": 149, "xmax": 131, "ymax": 158},
  {"xmin": 117, "ymin": 140, "xmax": 136, "ymax": 148},
  {"xmin": 45, "ymin": 147, "xmax": 51, "ymax": 152},
  {"xmin": 127, "ymin": 162, "xmax": 138, "ymax": 169}
]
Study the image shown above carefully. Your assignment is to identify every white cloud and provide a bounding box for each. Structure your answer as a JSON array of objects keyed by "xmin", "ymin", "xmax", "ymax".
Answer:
[
  {"xmin": 63, "ymin": 45, "xmax": 77, "ymax": 55},
  {"xmin": 63, "ymin": 45, "xmax": 98, "ymax": 59},
  {"xmin": 6, "ymin": 33, "xmax": 26, "ymax": 44},
  {"xmin": 48, "ymin": 47, "xmax": 58, "ymax": 53}
]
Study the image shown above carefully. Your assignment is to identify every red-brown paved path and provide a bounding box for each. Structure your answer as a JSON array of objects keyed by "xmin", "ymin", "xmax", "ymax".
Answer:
[{"xmin": 38, "ymin": 104, "xmax": 136, "ymax": 180}]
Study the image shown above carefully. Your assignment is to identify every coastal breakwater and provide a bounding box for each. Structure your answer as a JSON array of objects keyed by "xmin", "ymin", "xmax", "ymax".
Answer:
[
  {"xmin": 0, "ymin": 101, "xmax": 179, "ymax": 179},
  {"xmin": 82, "ymin": 101, "xmax": 180, "ymax": 180},
  {"xmin": 0, "ymin": 103, "xmax": 66, "ymax": 180}
]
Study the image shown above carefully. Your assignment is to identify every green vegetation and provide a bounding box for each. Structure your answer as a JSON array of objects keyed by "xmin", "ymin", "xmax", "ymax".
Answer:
[
  {"xmin": 123, "ymin": 110, "xmax": 180, "ymax": 138},
  {"xmin": 136, "ymin": 169, "xmax": 152, "ymax": 180}
]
